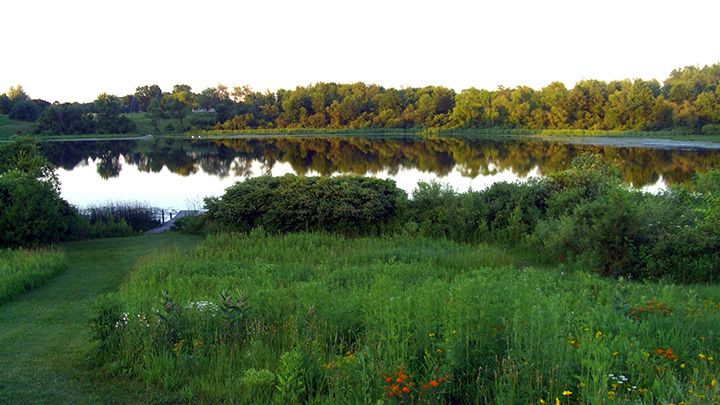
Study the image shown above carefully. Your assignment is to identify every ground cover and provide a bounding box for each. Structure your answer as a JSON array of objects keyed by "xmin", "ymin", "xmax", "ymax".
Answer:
[
  {"xmin": 0, "ymin": 248, "xmax": 66, "ymax": 304},
  {"xmin": 0, "ymin": 115, "xmax": 34, "ymax": 138},
  {"xmin": 93, "ymin": 232, "xmax": 720, "ymax": 404},
  {"xmin": 0, "ymin": 234, "xmax": 200, "ymax": 404}
]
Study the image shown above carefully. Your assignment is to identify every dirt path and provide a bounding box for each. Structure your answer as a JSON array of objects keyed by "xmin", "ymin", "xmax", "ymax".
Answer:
[{"xmin": 0, "ymin": 234, "xmax": 200, "ymax": 404}]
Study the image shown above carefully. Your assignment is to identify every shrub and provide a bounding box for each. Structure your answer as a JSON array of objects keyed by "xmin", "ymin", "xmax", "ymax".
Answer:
[{"xmin": 205, "ymin": 175, "xmax": 406, "ymax": 235}]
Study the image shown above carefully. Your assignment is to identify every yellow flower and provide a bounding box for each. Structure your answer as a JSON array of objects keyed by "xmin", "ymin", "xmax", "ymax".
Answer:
[
  {"xmin": 680, "ymin": 363, "xmax": 686, "ymax": 368},
  {"xmin": 595, "ymin": 331, "xmax": 603, "ymax": 339},
  {"xmin": 562, "ymin": 390, "xmax": 572, "ymax": 396},
  {"xmin": 555, "ymin": 398, "xmax": 560, "ymax": 405},
  {"xmin": 428, "ymin": 332, "xmax": 435, "ymax": 337},
  {"xmin": 612, "ymin": 351, "xmax": 619, "ymax": 357},
  {"xmin": 698, "ymin": 353, "xmax": 707, "ymax": 360},
  {"xmin": 712, "ymin": 378, "xmax": 717, "ymax": 387},
  {"xmin": 539, "ymin": 400, "xmax": 546, "ymax": 405}
]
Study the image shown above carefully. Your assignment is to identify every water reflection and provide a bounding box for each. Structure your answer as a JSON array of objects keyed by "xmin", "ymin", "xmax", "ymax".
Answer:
[{"xmin": 42, "ymin": 136, "xmax": 720, "ymax": 208}]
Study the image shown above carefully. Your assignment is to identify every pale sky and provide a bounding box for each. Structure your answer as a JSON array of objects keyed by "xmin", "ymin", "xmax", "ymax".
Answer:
[{"xmin": 2, "ymin": 0, "xmax": 718, "ymax": 103}]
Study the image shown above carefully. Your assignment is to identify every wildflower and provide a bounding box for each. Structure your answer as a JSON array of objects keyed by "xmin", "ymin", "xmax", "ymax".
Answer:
[
  {"xmin": 385, "ymin": 377, "xmax": 393, "ymax": 383},
  {"xmin": 562, "ymin": 390, "xmax": 572, "ymax": 396},
  {"xmin": 712, "ymin": 378, "xmax": 717, "ymax": 388},
  {"xmin": 698, "ymin": 353, "xmax": 707, "ymax": 360},
  {"xmin": 539, "ymin": 400, "xmax": 546, "ymax": 405},
  {"xmin": 680, "ymin": 363, "xmax": 686, "ymax": 369},
  {"xmin": 568, "ymin": 338, "xmax": 578, "ymax": 347},
  {"xmin": 595, "ymin": 331, "xmax": 603, "ymax": 339},
  {"xmin": 555, "ymin": 398, "xmax": 560, "ymax": 405},
  {"xmin": 387, "ymin": 392, "xmax": 395, "ymax": 398},
  {"xmin": 612, "ymin": 351, "xmax": 619, "ymax": 357},
  {"xmin": 428, "ymin": 332, "xmax": 435, "ymax": 337},
  {"xmin": 429, "ymin": 380, "xmax": 439, "ymax": 388},
  {"xmin": 402, "ymin": 386, "xmax": 410, "ymax": 394}
]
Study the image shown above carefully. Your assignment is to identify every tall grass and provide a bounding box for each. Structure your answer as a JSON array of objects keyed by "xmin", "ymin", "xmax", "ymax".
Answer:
[
  {"xmin": 82, "ymin": 202, "xmax": 160, "ymax": 235},
  {"xmin": 0, "ymin": 248, "xmax": 66, "ymax": 304},
  {"xmin": 92, "ymin": 232, "xmax": 720, "ymax": 403}
]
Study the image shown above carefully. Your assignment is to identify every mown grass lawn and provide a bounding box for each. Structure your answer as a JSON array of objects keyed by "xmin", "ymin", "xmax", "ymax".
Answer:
[{"xmin": 0, "ymin": 233, "xmax": 200, "ymax": 404}]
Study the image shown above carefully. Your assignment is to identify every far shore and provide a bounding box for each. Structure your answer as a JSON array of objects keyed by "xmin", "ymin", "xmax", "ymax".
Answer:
[{"xmin": 3, "ymin": 130, "xmax": 720, "ymax": 150}]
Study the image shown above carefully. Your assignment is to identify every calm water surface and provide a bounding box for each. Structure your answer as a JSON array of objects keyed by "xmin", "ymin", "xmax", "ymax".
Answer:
[{"xmin": 42, "ymin": 136, "xmax": 720, "ymax": 210}]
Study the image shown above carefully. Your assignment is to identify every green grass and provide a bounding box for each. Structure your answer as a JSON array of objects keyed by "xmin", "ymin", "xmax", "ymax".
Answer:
[
  {"xmin": 0, "ymin": 114, "xmax": 34, "ymax": 138},
  {"xmin": 199, "ymin": 126, "xmax": 720, "ymax": 142},
  {"xmin": 0, "ymin": 248, "xmax": 66, "ymax": 305},
  {"xmin": 93, "ymin": 232, "xmax": 720, "ymax": 404},
  {"xmin": 124, "ymin": 111, "xmax": 216, "ymax": 135},
  {"xmin": 0, "ymin": 233, "xmax": 201, "ymax": 404}
]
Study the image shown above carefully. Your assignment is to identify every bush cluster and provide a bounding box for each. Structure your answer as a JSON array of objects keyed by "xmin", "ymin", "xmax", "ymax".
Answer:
[
  {"xmin": 204, "ymin": 175, "xmax": 405, "ymax": 235},
  {"xmin": 200, "ymin": 155, "xmax": 720, "ymax": 282},
  {"xmin": 405, "ymin": 155, "xmax": 720, "ymax": 282}
]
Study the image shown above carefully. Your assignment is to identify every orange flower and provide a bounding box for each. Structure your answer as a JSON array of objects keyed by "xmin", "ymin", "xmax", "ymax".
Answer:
[
  {"xmin": 387, "ymin": 391, "xmax": 395, "ymax": 398},
  {"xmin": 429, "ymin": 380, "xmax": 439, "ymax": 388},
  {"xmin": 402, "ymin": 387, "xmax": 411, "ymax": 394},
  {"xmin": 385, "ymin": 376, "xmax": 393, "ymax": 383}
]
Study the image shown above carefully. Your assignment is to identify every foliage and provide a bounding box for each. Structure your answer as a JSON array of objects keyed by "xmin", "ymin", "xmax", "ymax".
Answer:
[
  {"xmin": 35, "ymin": 103, "xmax": 96, "ymax": 135},
  {"xmin": 10, "ymin": 63, "xmax": 720, "ymax": 136},
  {"xmin": 0, "ymin": 248, "xmax": 66, "ymax": 304},
  {"xmin": 92, "ymin": 232, "xmax": 720, "ymax": 403},
  {"xmin": 205, "ymin": 175, "xmax": 406, "ymax": 235},
  {"xmin": 82, "ymin": 202, "xmax": 160, "ymax": 234},
  {"xmin": 0, "ymin": 137, "xmax": 84, "ymax": 247}
]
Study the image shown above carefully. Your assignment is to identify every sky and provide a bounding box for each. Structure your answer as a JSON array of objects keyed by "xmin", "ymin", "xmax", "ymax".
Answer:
[{"xmin": 2, "ymin": 0, "xmax": 719, "ymax": 103}]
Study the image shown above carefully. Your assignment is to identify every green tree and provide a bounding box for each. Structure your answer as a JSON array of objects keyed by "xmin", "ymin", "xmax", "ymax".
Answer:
[
  {"xmin": 134, "ymin": 85, "xmax": 162, "ymax": 112},
  {"xmin": 94, "ymin": 93, "xmax": 136, "ymax": 134}
]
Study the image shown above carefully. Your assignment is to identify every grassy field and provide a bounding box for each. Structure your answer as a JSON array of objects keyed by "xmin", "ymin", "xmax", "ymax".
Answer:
[
  {"xmin": 200, "ymin": 126, "xmax": 720, "ymax": 142},
  {"xmin": 0, "ymin": 234, "xmax": 201, "ymax": 404},
  {"xmin": 91, "ymin": 232, "xmax": 720, "ymax": 404},
  {"xmin": 4, "ymin": 110, "xmax": 720, "ymax": 143},
  {"xmin": 0, "ymin": 114, "xmax": 34, "ymax": 138},
  {"xmin": 124, "ymin": 111, "xmax": 216, "ymax": 135},
  {"xmin": 0, "ymin": 248, "xmax": 66, "ymax": 305}
]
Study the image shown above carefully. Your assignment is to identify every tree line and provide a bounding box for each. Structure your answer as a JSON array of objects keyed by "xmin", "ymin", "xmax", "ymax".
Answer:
[{"xmin": 2, "ymin": 64, "xmax": 720, "ymax": 135}]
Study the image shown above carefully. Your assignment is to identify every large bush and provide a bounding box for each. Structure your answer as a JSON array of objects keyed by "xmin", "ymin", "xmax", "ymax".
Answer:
[
  {"xmin": 205, "ymin": 175, "xmax": 406, "ymax": 235},
  {"xmin": 0, "ymin": 137, "xmax": 84, "ymax": 247}
]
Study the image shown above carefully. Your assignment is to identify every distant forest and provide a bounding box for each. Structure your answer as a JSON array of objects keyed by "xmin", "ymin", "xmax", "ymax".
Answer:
[{"xmin": 2, "ymin": 64, "xmax": 720, "ymax": 135}]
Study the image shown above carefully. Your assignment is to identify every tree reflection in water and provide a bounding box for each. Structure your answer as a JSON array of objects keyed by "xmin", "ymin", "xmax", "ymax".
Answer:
[{"xmin": 40, "ymin": 136, "xmax": 720, "ymax": 188}]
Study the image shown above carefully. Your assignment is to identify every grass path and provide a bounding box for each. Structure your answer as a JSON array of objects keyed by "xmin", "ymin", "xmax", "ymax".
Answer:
[{"xmin": 0, "ymin": 234, "xmax": 200, "ymax": 404}]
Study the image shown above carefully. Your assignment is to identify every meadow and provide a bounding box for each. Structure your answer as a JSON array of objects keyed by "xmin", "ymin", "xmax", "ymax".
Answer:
[
  {"xmin": 0, "ymin": 114, "xmax": 34, "ymax": 138},
  {"xmin": 0, "ymin": 248, "xmax": 66, "ymax": 304},
  {"xmin": 92, "ymin": 232, "xmax": 720, "ymax": 404}
]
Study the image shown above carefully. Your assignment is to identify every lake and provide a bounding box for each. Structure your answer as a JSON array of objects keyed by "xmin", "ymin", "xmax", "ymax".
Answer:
[{"xmin": 41, "ymin": 135, "xmax": 720, "ymax": 210}]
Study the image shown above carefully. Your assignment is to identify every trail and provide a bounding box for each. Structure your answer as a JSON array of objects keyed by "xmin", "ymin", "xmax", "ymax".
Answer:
[{"xmin": 0, "ymin": 234, "xmax": 199, "ymax": 405}]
